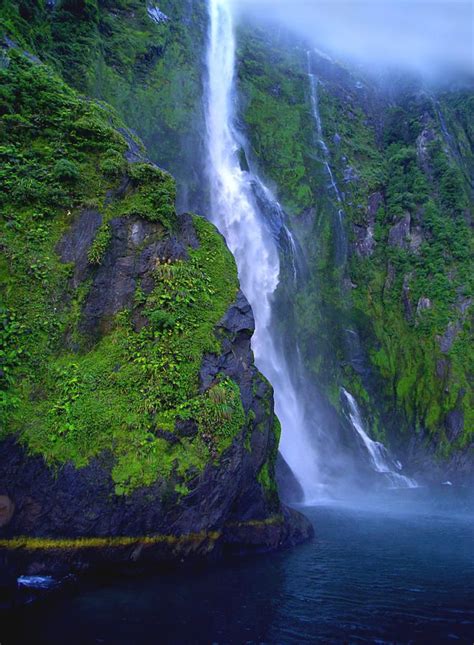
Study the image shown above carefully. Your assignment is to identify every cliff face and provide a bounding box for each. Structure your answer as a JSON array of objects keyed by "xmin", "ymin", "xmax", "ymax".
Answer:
[
  {"xmin": 236, "ymin": 28, "xmax": 473, "ymax": 482},
  {"xmin": 0, "ymin": 45, "xmax": 312, "ymax": 581},
  {"xmin": 1, "ymin": 0, "xmax": 472, "ymax": 507},
  {"xmin": 317, "ymin": 77, "xmax": 473, "ymax": 481}
]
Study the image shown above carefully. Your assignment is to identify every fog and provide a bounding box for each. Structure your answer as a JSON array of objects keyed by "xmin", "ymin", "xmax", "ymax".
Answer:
[{"xmin": 233, "ymin": 0, "xmax": 473, "ymax": 78}]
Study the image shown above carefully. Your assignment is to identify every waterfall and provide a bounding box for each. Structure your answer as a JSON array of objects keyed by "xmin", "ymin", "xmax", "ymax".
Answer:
[
  {"xmin": 307, "ymin": 51, "xmax": 347, "ymax": 266},
  {"xmin": 205, "ymin": 0, "xmax": 321, "ymax": 500},
  {"xmin": 342, "ymin": 389, "xmax": 418, "ymax": 489}
]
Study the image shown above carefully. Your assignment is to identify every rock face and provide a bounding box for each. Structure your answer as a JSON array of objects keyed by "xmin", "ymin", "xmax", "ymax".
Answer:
[
  {"xmin": 0, "ymin": 51, "xmax": 312, "ymax": 589},
  {"xmin": 0, "ymin": 280, "xmax": 313, "ymax": 577},
  {"xmin": 0, "ymin": 250, "xmax": 312, "ymax": 580},
  {"xmin": 388, "ymin": 213, "xmax": 411, "ymax": 249},
  {"xmin": 353, "ymin": 191, "xmax": 382, "ymax": 257},
  {"xmin": 1, "ymin": 194, "xmax": 312, "ymax": 576}
]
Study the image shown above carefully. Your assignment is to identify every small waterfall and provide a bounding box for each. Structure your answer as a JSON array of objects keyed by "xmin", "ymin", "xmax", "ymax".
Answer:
[
  {"xmin": 307, "ymin": 51, "xmax": 347, "ymax": 266},
  {"xmin": 205, "ymin": 0, "xmax": 321, "ymax": 500},
  {"xmin": 342, "ymin": 389, "xmax": 417, "ymax": 489},
  {"xmin": 283, "ymin": 226, "xmax": 299, "ymax": 285}
]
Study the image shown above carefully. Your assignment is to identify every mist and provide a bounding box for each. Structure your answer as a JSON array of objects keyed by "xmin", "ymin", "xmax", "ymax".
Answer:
[{"xmin": 233, "ymin": 0, "xmax": 473, "ymax": 79}]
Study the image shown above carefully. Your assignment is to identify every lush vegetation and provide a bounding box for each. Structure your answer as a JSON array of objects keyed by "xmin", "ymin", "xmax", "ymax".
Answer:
[
  {"xmin": 237, "ymin": 28, "xmax": 318, "ymax": 214},
  {"xmin": 0, "ymin": 0, "xmax": 207, "ymax": 192},
  {"xmin": 301, "ymin": 76, "xmax": 474, "ymax": 455},
  {"xmin": 1, "ymin": 2, "xmax": 472, "ymax": 471},
  {"xmin": 238, "ymin": 34, "xmax": 473, "ymax": 456},
  {"xmin": 1, "ymin": 49, "xmax": 249, "ymax": 497}
]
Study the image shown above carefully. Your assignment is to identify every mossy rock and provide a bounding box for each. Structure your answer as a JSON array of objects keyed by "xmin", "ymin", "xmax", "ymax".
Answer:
[{"xmin": 0, "ymin": 50, "xmax": 248, "ymax": 497}]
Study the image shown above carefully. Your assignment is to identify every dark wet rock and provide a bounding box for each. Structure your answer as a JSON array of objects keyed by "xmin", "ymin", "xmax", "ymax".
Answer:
[
  {"xmin": 222, "ymin": 505, "xmax": 313, "ymax": 556},
  {"xmin": 353, "ymin": 223, "xmax": 375, "ymax": 258},
  {"xmin": 388, "ymin": 213, "xmax": 411, "ymax": 249},
  {"xmin": 445, "ymin": 407, "xmax": 464, "ymax": 442},
  {"xmin": 0, "ymin": 496, "xmax": 14, "ymax": 527},
  {"xmin": 56, "ymin": 209, "xmax": 102, "ymax": 287},
  {"xmin": 399, "ymin": 420, "xmax": 474, "ymax": 487},
  {"xmin": 437, "ymin": 297, "xmax": 472, "ymax": 353},
  {"xmin": 353, "ymin": 192, "xmax": 383, "ymax": 257},
  {"xmin": 219, "ymin": 289, "xmax": 255, "ymax": 337},
  {"xmin": 458, "ymin": 296, "xmax": 472, "ymax": 316},
  {"xmin": 200, "ymin": 290, "xmax": 258, "ymax": 413},
  {"xmin": 0, "ymin": 283, "xmax": 311, "ymax": 578},
  {"xmin": 175, "ymin": 419, "xmax": 199, "ymax": 439},
  {"xmin": 71, "ymin": 213, "xmax": 198, "ymax": 339},
  {"xmin": 117, "ymin": 127, "xmax": 148, "ymax": 164},
  {"xmin": 154, "ymin": 428, "xmax": 180, "ymax": 445},
  {"xmin": 436, "ymin": 358, "xmax": 450, "ymax": 380},
  {"xmin": 276, "ymin": 454, "xmax": 304, "ymax": 504},
  {"xmin": 368, "ymin": 191, "xmax": 383, "ymax": 219},
  {"xmin": 439, "ymin": 321, "xmax": 461, "ymax": 353},
  {"xmin": 343, "ymin": 327, "xmax": 367, "ymax": 377}
]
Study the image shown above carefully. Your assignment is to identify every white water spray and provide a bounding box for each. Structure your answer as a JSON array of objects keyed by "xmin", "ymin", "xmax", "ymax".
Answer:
[
  {"xmin": 342, "ymin": 389, "xmax": 417, "ymax": 489},
  {"xmin": 205, "ymin": 0, "xmax": 321, "ymax": 500}
]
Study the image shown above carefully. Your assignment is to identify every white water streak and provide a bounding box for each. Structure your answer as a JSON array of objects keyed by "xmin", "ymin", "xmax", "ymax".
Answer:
[
  {"xmin": 342, "ymin": 389, "xmax": 417, "ymax": 489},
  {"xmin": 205, "ymin": 0, "xmax": 320, "ymax": 500},
  {"xmin": 307, "ymin": 51, "xmax": 346, "ymax": 261}
]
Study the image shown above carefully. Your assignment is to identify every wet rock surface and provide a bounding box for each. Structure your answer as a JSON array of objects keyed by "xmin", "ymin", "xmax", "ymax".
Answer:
[
  {"xmin": 0, "ymin": 214, "xmax": 312, "ymax": 585},
  {"xmin": 77, "ymin": 212, "xmax": 198, "ymax": 339}
]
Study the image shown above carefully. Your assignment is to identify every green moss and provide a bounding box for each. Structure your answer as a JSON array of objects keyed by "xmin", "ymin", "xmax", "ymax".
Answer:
[
  {"xmin": 1, "ymin": 0, "xmax": 207, "ymax": 192},
  {"xmin": 87, "ymin": 223, "xmax": 111, "ymax": 265},
  {"xmin": 257, "ymin": 416, "xmax": 280, "ymax": 503},
  {"xmin": 0, "ymin": 530, "xmax": 222, "ymax": 551},
  {"xmin": 1, "ymin": 49, "xmax": 246, "ymax": 497},
  {"xmin": 275, "ymin": 58, "xmax": 473, "ymax": 452},
  {"xmin": 112, "ymin": 162, "xmax": 177, "ymax": 227},
  {"xmin": 237, "ymin": 28, "xmax": 315, "ymax": 214}
]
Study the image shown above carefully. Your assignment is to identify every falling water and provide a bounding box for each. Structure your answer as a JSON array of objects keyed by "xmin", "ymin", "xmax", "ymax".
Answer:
[
  {"xmin": 307, "ymin": 51, "xmax": 348, "ymax": 266},
  {"xmin": 342, "ymin": 389, "xmax": 418, "ymax": 489},
  {"xmin": 205, "ymin": 0, "xmax": 320, "ymax": 499}
]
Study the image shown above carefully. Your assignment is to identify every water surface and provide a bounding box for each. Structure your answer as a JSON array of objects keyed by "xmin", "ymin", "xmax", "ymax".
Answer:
[{"xmin": 4, "ymin": 488, "xmax": 474, "ymax": 644}]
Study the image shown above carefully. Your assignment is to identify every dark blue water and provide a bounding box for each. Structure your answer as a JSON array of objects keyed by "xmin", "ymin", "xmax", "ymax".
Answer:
[{"xmin": 4, "ymin": 489, "xmax": 474, "ymax": 644}]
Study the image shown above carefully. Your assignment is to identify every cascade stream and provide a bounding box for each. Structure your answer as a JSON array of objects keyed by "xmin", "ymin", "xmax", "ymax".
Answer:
[
  {"xmin": 342, "ymin": 389, "xmax": 417, "ymax": 488},
  {"xmin": 205, "ymin": 0, "xmax": 320, "ymax": 499},
  {"xmin": 307, "ymin": 50, "xmax": 348, "ymax": 266},
  {"xmin": 205, "ymin": 1, "xmax": 417, "ymax": 499}
]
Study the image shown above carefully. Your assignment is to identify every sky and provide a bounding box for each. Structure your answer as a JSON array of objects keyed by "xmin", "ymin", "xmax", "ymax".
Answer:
[{"xmin": 233, "ymin": 0, "xmax": 474, "ymax": 78}]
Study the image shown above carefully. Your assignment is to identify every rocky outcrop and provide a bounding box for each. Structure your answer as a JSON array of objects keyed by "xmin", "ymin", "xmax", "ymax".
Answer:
[
  {"xmin": 276, "ymin": 454, "xmax": 305, "ymax": 503},
  {"xmin": 388, "ymin": 213, "xmax": 411, "ymax": 249},
  {"xmin": 0, "ymin": 291, "xmax": 312, "ymax": 580},
  {"xmin": 353, "ymin": 191, "xmax": 382, "ymax": 257},
  {"xmin": 0, "ymin": 51, "xmax": 312, "ymax": 596},
  {"xmin": 416, "ymin": 124, "xmax": 437, "ymax": 175},
  {"xmin": 0, "ymin": 210, "xmax": 312, "ymax": 582},
  {"xmin": 437, "ymin": 297, "xmax": 472, "ymax": 353}
]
